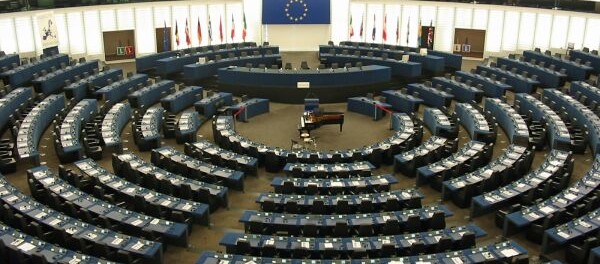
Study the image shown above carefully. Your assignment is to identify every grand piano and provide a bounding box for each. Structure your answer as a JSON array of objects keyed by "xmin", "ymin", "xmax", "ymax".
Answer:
[{"xmin": 299, "ymin": 110, "xmax": 344, "ymax": 137}]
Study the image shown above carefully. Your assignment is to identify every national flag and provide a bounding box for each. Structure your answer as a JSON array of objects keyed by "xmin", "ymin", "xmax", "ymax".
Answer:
[
  {"xmin": 175, "ymin": 20, "xmax": 180, "ymax": 47},
  {"xmin": 349, "ymin": 14, "xmax": 354, "ymax": 38},
  {"xmin": 371, "ymin": 14, "xmax": 376, "ymax": 41},
  {"xmin": 395, "ymin": 16, "xmax": 400, "ymax": 44},
  {"xmin": 359, "ymin": 14, "xmax": 364, "ymax": 37},
  {"xmin": 427, "ymin": 20, "xmax": 434, "ymax": 49},
  {"xmin": 417, "ymin": 19, "xmax": 422, "ymax": 47},
  {"xmin": 185, "ymin": 18, "xmax": 191, "ymax": 46},
  {"xmin": 163, "ymin": 20, "xmax": 169, "ymax": 52},
  {"xmin": 219, "ymin": 15, "xmax": 224, "ymax": 42},
  {"xmin": 231, "ymin": 14, "xmax": 235, "ymax": 41},
  {"xmin": 197, "ymin": 17, "xmax": 202, "ymax": 44},
  {"xmin": 382, "ymin": 14, "xmax": 387, "ymax": 42},
  {"xmin": 406, "ymin": 17, "xmax": 410, "ymax": 46},
  {"xmin": 208, "ymin": 15, "xmax": 213, "ymax": 42},
  {"xmin": 242, "ymin": 11, "xmax": 247, "ymax": 41}
]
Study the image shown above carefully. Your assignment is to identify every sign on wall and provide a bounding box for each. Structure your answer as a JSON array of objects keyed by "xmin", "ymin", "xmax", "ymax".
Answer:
[{"xmin": 36, "ymin": 12, "xmax": 59, "ymax": 48}]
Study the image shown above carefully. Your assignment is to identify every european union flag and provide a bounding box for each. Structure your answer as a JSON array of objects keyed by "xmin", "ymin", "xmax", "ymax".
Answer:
[{"xmin": 262, "ymin": 0, "xmax": 330, "ymax": 25}]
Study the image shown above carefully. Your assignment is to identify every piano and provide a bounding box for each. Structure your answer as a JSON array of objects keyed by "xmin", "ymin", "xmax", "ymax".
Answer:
[{"xmin": 300, "ymin": 111, "xmax": 344, "ymax": 135}]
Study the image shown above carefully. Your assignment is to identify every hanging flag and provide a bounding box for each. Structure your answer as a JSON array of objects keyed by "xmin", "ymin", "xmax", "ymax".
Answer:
[
  {"xmin": 231, "ymin": 14, "xmax": 235, "ymax": 41},
  {"xmin": 242, "ymin": 11, "xmax": 247, "ymax": 41},
  {"xmin": 163, "ymin": 20, "xmax": 169, "ymax": 52},
  {"xmin": 417, "ymin": 19, "xmax": 422, "ymax": 47},
  {"xmin": 185, "ymin": 18, "xmax": 191, "ymax": 46},
  {"xmin": 197, "ymin": 17, "xmax": 202, "ymax": 44},
  {"xmin": 395, "ymin": 16, "xmax": 400, "ymax": 44},
  {"xmin": 348, "ymin": 14, "xmax": 354, "ymax": 38},
  {"xmin": 175, "ymin": 20, "xmax": 180, "ymax": 47},
  {"xmin": 208, "ymin": 15, "xmax": 213, "ymax": 42},
  {"xmin": 371, "ymin": 14, "xmax": 376, "ymax": 41},
  {"xmin": 382, "ymin": 14, "xmax": 387, "ymax": 42},
  {"xmin": 359, "ymin": 14, "xmax": 364, "ymax": 37},
  {"xmin": 427, "ymin": 20, "xmax": 434, "ymax": 49},
  {"xmin": 219, "ymin": 15, "xmax": 224, "ymax": 42},
  {"xmin": 406, "ymin": 17, "xmax": 410, "ymax": 46}
]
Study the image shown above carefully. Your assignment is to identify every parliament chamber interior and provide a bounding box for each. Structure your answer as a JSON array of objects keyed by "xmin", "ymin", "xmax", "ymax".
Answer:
[{"xmin": 1, "ymin": 0, "xmax": 600, "ymax": 263}]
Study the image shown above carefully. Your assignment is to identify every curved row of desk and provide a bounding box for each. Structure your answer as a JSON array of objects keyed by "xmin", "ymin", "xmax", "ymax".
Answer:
[
  {"xmin": 27, "ymin": 166, "xmax": 189, "ymax": 247},
  {"xmin": 0, "ymin": 174, "xmax": 162, "ymax": 263},
  {"xmin": 68, "ymin": 159, "xmax": 210, "ymax": 226},
  {"xmin": 219, "ymin": 224, "xmax": 485, "ymax": 259},
  {"xmin": 213, "ymin": 113, "xmax": 422, "ymax": 172},
  {"xmin": 112, "ymin": 152, "xmax": 229, "ymax": 211},
  {"xmin": 256, "ymin": 189, "xmax": 424, "ymax": 215},
  {"xmin": 455, "ymin": 103, "xmax": 497, "ymax": 143},
  {"xmin": 217, "ymin": 66, "xmax": 392, "ymax": 103},
  {"xmin": 271, "ymin": 174, "xmax": 397, "ymax": 195},
  {"xmin": 471, "ymin": 149, "xmax": 573, "ymax": 218},
  {"xmin": 239, "ymin": 204, "xmax": 450, "ymax": 236},
  {"xmin": 64, "ymin": 68, "xmax": 122, "ymax": 101},
  {"xmin": 196, "ymin": 240, "xmax": 527, "ymax": 264},
  {"xmin": 55, "ymin": 99, "xmax": 98, "ymax": 163},
  {"xmin": 16, "ymin": 94, "xmax": 65, "ymax": 166}
]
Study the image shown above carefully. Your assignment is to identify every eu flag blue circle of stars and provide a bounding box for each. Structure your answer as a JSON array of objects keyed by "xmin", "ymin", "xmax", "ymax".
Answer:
[{"xmin": 284, "ymin": 0, "xmax": 308, "ymax": 22}]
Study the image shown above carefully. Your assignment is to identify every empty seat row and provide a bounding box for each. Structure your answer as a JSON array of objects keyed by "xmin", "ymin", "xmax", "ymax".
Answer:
[
  {"xmin": 67, "ymin": 159, "xmax": 210, "ymax": 226},
  {"xmin": 257, "ymin": 189, "xmax": 423, "ymax": 214},
  {"xmin": 0, "ymin": 53, "xmax": 69, "ymax": 88},
  {"xmin": 484, "ymin": 98, "xmax": 530, "ymax": 147},
  {"xmin": 32, "ymin": 60, "xmax": 98, "ymax": 95},
  {"xmin": 442, "ymin": 144, "xmax": 534, "ymax": 207},
  {"xmin": 423, "ymin": 108, "xmax": 458, "ymax": 139},
  {"xmin": 0, "ymin": 175, "xmax": 163, "ymax": 263},
  {"xmin": 283, "ymin": 161, "xmax": 375, "ymax": 179},
  {"xmin": 151, "ymin": 146, "xmax": 245, "ymax": 190},
  {"xmin": 394, "ymin": 136, "xmax": 458, "ymax": 177},
  {"xmin": 128, "ymin": 80, "xmax": 175, "ymax": 109},
  {"xmin": 431, "ymin": 76, "xmax": 484, "ymax": 103},
  {"xmin": 175, "ymin": 111, "xmax": 205, "ymax": 144},
  {"xmin": 27, "ymin": 166, "xmax": 189, "ymax": 247},
  {"xmin": 220, "ymin": 224, "xmax": 484, "ymax": 259},
  {"xmin": 64, "ymin": 68, "xmax": 122, "ymax": 101},
  {"xmin": 95, "ymin": 73, "xmax": 148, "ymax": 104},
  {"xmin": 514, "ymin": 93, "xmax": 571, "ymax": 151},
  {"xmin": 132, "ymin": 106, "xmax": 165, "ymax": 151},
  {"xmin": 16, "ymin": 94, "xmax": 65, "ymax": 166},
  {"xmin": 160, "ymin": 85, "xmax": 203, "ymax": 114},
  {"xmin": 455, "ymin": 103, "xmax": 497, "ymax": 143},
  {"xmin": 240, "ymin": 204, "xmax": 450, "ymax": 237},
  {"xmin": 100, "ymin": 103, "xmax": 131, "ymax": 154},
  {"xmin": 196, "ymin": 240, "xmax": 527, "ymax": 263},
  {"xmin": 454, "ymin": 70, "xmax": 512, "ymax": 98},
  {"xmin": 55, "ymin": 99, "xmax": 98, "ymax": 163},
  {"xmin": 476, "ymin": 64, "xmax": 539, "ymax": 94},
  {"xmin": 416, "ymin": 141, "xmax": 493, "ymax": 187},
  {"xmin": 271, "ymin": 174, "xmax": 397, "ymax": 195},
  {"xmin": 112, "ymin": 152, "xmax": 229, "ymax": 211},
  {"xmin": 0, "ymin": 221, "xmax": 115, "ymax": 263},
  {"xmin": 185, "ymin": 140, "xmax": 259, "ymax": 175},
  {"xmin": 471, "ymin": 149, "xmax": 573, "ymax": 218}
]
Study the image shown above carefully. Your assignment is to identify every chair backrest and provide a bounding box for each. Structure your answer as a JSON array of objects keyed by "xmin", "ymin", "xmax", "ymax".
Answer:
[{"xmin": 300, "ymin": 61, "xmax": 309, "ymax": 70}]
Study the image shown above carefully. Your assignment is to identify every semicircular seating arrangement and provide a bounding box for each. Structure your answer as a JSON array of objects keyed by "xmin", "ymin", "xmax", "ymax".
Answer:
[{"xmin": 2, "ymin": 37, "xmax": 600, "ymax": 264}]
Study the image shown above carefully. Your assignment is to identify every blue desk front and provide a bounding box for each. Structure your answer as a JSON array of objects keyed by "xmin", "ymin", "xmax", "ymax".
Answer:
[
  {"xmin": 184, "ymin": 55, "xmax": 282, "ymax": 82},
  {"xmin": 156, "ymin": 46, "xmax": 279, "ymax": 75},
  {"xmin": 319, "ymin": 53, "xmax": 421, "ymax": 78},
  {"xmin": 570, "ymin": 50, "xmax": 600, "ymax": 73},
  {"xmin": 319, "ymin": 45, "xmax": 444, "ymax": 74},
  {"xmin": 217, "ymin": 66, "xmax": 391, "ymax": 103}
]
